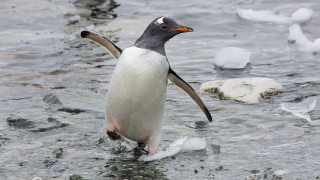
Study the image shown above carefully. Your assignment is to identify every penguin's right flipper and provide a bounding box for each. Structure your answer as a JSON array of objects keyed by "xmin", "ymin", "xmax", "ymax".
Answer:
[{"xmin": 81, "ymin": 30, "xmax": 122, "ymax": 59}]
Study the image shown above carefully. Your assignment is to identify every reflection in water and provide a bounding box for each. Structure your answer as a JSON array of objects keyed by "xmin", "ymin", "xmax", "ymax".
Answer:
[{"xmin": 75, "ymin": 0, "xmax": 120, "ymax": 20}]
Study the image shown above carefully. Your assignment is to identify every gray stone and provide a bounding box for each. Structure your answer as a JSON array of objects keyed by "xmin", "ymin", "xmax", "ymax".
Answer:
[
  {"xmin": 200, "ymin": 78, "xmax": 284, "ymax": 103},
  {"xmin": 43, "ymin": 89, "xmax": 105, "ymax": 113},
  {"xmin": 7, "ymin": 116, "xmax": 35, "ymax": 129}
]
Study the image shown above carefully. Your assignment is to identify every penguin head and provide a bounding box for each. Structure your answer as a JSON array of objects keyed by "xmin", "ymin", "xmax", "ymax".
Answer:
[
  {"xmin": 134, "ymin": 17, "xmax": 193, "ymax": 55},
  {"xmin": 147, "ymin": 17, "xmax": 193, "ymax": 41}
]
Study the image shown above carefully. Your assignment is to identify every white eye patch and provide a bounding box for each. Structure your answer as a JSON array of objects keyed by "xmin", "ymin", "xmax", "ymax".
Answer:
[{"xmin": 155, "ymin": 17, "xmax": 164, "ymax": 24}]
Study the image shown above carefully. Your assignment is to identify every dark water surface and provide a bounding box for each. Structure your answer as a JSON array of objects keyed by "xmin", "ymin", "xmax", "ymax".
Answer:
[{"xmin": 1, "ymin": 0, "xmax": 320, "ymax": 179}]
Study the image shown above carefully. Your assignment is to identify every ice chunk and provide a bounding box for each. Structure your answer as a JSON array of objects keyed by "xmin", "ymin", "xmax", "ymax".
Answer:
[
  {"xmin": 274, "ymin": 170, "xmax": 288, "ymax": 176},
  {"xmin": 181, "ymin": 137, "xmax": 207, "ymax": 151},
  {"xmin": 200, "ymin": 78, "xmax": 283, "ymax": 103},
  {"xmin": 288, "ymin": 23, "xmax": 310, "ymax": 45},
  {"xmin": 237, "ymin": 9, "xmax": 291, "ymax": 24},
  {"xmin": 281, "ymin": 99, "xmax": 316, "ymax": 122},
  {"xmin": 214, "ymin": 47, "xmax": 251, "ymax": 69},
  {"xmin": 139, "ymin": 137, "xmax": 206, "ymax": 162},
  {"xmin": 291, "ymin": 8, "xmax": 313, "ymax": 24},
  {"xmin": 237, "ymin": 8, "xmax": 313, "ymax": 24},
  {"xmin": 288, "ymin": 23, "xmax": 320, "ymax": 53}
]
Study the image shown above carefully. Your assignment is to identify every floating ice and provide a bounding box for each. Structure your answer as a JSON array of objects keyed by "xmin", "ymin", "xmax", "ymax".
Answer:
[
  {"xmin": 274, "ymin": 170, "xmax": 288, "ymax": 176},
  {"xmin": 213, "ymin": 47, "xmax": 251, "ymax": 69},
  {"xmin": 291, "ymin": 8, "xmax": 313, "ymax": 24},
  {"xmin": 237, "ymin": 8, "xmax": 313, "ymax": 24},
  {"xmin": 237, "ymin": 9, "xmax": 291, "ymax": 24},
  {"xmin": 139, "ymin": 137, "xmax": 206, "ymax": 162},
  {"xmin": 200, "ymin": 78, "xmax": 284, "ymax": 103},
  {"xmin": 281, "ymin": 99, "xmax": 316, "ymax": 122},
  {"xmin": 288, "ymin": 23, "xmax": 320, "ymax": 53}
]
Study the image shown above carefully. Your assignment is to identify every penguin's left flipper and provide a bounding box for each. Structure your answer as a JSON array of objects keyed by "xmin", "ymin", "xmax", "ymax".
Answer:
[
  {"xmin": 168, "ymin": 68, "xmax": 212, "ymax": 122},
  {"xmin": 80, "ymin": 30, "xmax": 122, "ymax": 59}
]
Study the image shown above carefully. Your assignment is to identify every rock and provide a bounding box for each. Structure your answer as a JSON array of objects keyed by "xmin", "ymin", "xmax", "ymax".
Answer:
[
  {"xmin": 245, "ymin": 173, "xmax": 262, "ymax": 180},
  {"xmin": 28, "ymin": 117, "xmax": 70, "ymax": 132},
  {"xmin": 43, "ymin": 158, "xmax": 57, "ymax": 168},
  {"xmin": 215, "ymin": 165, "xmax": 224, "ymax": 171},
  {"xmin": 7, "ymin": 116, "xmax": 35, "ymax": 129},
  {"xmin": 200, "ymin": 78, "xmax": 284, "ymax": 103},
  {"xmin": 211, "ymin": 144, "xmax": 221, "ymax": 154},
  {"xmin": 53, "ymin": 148, "xmax": 63, "ymax": 159},
  {"xmin": 214, "ymin": 47, "xmax": 251, "ymax": 69},
  {"xmin": 69, "ymin": 174, "xmax": 84, "ymax": 180},
  {"xmin": 43, "ymin": 89, "xmax": 105, "ymax": 113}
]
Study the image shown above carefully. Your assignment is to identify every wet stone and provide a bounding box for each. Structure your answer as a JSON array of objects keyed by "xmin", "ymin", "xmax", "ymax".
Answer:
[
  {"xmin": 250, "ymin": 169, "xmax": 260, "ymax": 174},
  {"xmin": 29, "ymin": 117, "xmax": 70, "ymax": 132},
  {"xmin": 245, "ymin": 173, "xmax": 262, "ymax": 180},
  {"xmin": 58, "ymin": 107, "xmax": 85, "ymax": 114},
  {"xmin": 53, "ymin": 148, "xmax": 63, "ymax": 159},
  {"xmin": 195, "ymin": 121, "xmax": 208, "ymax": 129},
  {"xmin": 211, "ymin": 144, "xmax": 221, "ymax": 154},
  {"xmin": 7, "ymin": 116, "xmax": 35, "ymax": 129},
  {"xmin": 215, "ymin": 165, "xmax": 224, "ymax": 171},
  {"xmin": 30, "ymin": 123, "xmax": 59, "ymax": 132},
  {"xmin": 43, "ymin": 89, "xmax": 105, "ymax": 113},
  {"xmin": 43, "ymin": 157, "xmax": 57, "ymax": 168},
  {"xmin": 18, "ymin": 160, "xmax": 29, "ymax": 166},
  {"xmin": 69, "ymin": 174, "xmax": 84, "ymax": 180}
]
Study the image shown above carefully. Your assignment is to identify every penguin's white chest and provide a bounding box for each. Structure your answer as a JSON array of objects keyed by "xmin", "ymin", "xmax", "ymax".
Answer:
[{"xmin": 106, "ymin": 46, "xmax": 169, "ymax": 141}]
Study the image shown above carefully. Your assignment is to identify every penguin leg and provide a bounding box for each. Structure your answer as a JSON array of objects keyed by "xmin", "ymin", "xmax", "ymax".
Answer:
[
  {"xmin": 106, "ymin": 130, "xmax": 121, "ymax": 140},
  {"xmin": 147, "ymin": 131, "xmax": 161, "ymax": 155},
  {"xmin": 106, "ymin": 114, "xmax": 121, "ymax": 140},
  {"xmin": 133, "ymin": 142, "xmax": 148, "ymax": 157},
  {"xmin": 138, "ymin": 142, "xmax": 147, "ymax": 148}
]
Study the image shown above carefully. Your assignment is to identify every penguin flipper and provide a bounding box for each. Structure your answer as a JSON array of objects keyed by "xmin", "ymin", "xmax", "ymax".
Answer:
[
  {"xmin": 80, "ymin": 30, "xmax": 122, "ymax": 59},
  {"xmin": 168, "ymin": 68, "xmax": 212, "ymax": 122}
]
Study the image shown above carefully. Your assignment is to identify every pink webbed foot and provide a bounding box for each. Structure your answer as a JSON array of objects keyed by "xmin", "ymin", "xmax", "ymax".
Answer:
[{"xmin": 148, "ymin": 149, "xmax": 157, "ymax": 155}]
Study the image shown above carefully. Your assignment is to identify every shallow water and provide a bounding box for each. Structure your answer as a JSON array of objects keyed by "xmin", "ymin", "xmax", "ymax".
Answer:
[{"xmin": 1, "ymin": 0, "xmax": 320, "ymax": 179}]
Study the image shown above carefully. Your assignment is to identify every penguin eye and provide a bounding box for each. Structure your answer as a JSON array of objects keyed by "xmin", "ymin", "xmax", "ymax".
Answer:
[{"xmin": 161, "ymin": 24, "xmax": 167, "ymax": 30}]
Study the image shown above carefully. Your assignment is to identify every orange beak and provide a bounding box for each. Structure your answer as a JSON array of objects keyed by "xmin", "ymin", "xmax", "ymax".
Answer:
[{"xmin": 170, "ymin": 26, "xmax": 194, "ymax": 32}]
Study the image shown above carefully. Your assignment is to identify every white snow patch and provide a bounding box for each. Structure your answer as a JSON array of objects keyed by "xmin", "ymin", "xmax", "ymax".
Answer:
[
  {"xmin": 214, "ymin": 47, "xmax": 251, "ymax": 69},
  {"xmin": 281, "ymin": 99, "xmax": 317, "ymax": 122},
  {"xmin": 139, "ymin": 137, "xmax": 206, "ymax": 162},
  {"xmin": 237, "ymin": 8, "xmax": 313, "ymax": 24}
]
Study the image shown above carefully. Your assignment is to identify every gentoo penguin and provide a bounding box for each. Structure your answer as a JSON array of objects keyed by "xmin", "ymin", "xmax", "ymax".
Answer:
[{"xmin": 81, "ymin": 17, "xmax": 212, "ymax": 155}]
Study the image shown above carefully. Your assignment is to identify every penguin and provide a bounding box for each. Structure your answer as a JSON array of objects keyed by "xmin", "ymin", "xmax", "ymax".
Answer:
[{"xmin": 81, "ymin": 17, "xmax": 212, "ymax": 155}]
